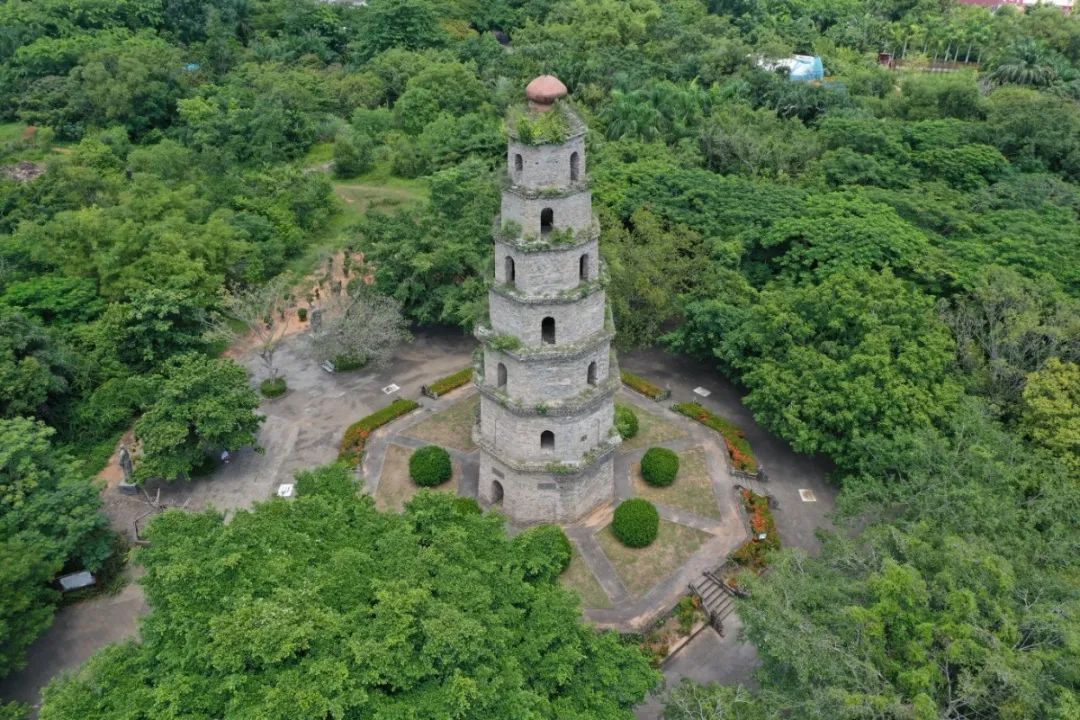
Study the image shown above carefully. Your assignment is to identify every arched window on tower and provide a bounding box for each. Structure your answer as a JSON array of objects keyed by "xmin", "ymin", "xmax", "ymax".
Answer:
[
  {"xmin": 570, "ymin": 151, "xmax": 580, "ymax": 182},
  {"xmin": 497, "ymin": 363, "xmax": 507, "ymax": 389},
  {"xmin": 514, "ymin": 153, "xmax": 523, "ymax": 175},
  {"xmin": 540, "ymin": 207, "xmax": 553, "ymax": 234},
  {"xmin": 579, "ymin": 253, "xmax": 589, "ymax": 281},
  {"xmin": 541, "ymin": 317, "xmax": 555, "ymax": 344},
  {"xmin": 587, "ymin": 361, "xmax": 597, "ymax": 386},
  {"xmin": 540, "ymin": 430, "xmax": 554, "ymax": 450},
  {"xmin": 505, "ymin": 256, "xmax": 515, "ymax": 286}
]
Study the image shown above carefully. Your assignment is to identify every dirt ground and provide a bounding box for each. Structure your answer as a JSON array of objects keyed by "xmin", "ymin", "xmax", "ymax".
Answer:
[
  {"xmin": 373, "ymin": 443, "xmax": 459, "ymax": 512},
  {"xmin": 596, "ymin": 521, "xmax": 712, "ymax": 598}
]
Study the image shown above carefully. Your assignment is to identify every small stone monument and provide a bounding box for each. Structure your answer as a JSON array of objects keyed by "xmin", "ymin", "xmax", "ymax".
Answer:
[{"xmin": 118, "ymin": 444, "xmax": 138, "ymax": 495}]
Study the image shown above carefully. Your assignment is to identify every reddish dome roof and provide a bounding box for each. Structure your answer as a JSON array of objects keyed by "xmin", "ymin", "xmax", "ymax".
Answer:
[{"xmin": 525, "ymin": 75, "xmax": 567, "ymax": 111}]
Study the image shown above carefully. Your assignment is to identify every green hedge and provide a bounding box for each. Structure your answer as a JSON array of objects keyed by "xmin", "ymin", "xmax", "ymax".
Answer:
[
  {"xmin": 615, "ymin": 404, "xmax": 639, "ymax": 440},
  {"xmin": 426, "ymin": 367, "xmax": 473, "ymax": 397},
  {"xmin": 672, "ymin": 402, "xmax": 758, "ymax": 473},
  {"xmin": 641, "ymin": 447, "xmax": 678, "ymax": 487},
  {"xmin": 409, "ymin": 445, "xmax": 452, "ymax": 487},
  {"xmin": 612, "ymin": 498, "xmax": 659, "ymax": 548},
  {"xmin": 620, "ymin": 370, "xmax": 669, "ymax": 400},
  {"xmin": 338, "ymin": 399, "xmax": 420, "ymax": 467},
  {"xmin": 332, "ymin": 354, "xmax": 367, "ymax": 372},
  {"xmin": 260, "ymin": 377, "xmax": 287, "ymax": 397}
]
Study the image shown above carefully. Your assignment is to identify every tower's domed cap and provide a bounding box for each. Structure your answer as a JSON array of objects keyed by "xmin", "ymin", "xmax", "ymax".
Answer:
[{"xmin": 525, "ymin": 75, "xmax": 567, "ymax": 112}]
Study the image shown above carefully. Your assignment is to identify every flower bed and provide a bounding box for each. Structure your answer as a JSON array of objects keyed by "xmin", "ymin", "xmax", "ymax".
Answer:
[
  {"xmin": 672, "ymin": 402, "xmax": 758, "ymax": 473},
  {"xmin": 338, "ymin": 399, "xmax": 420, "ymax": 468},
  {"xmin": 729, "ymin": 488, "xmax": 779, "ymax": 571},
  {"xmin": 620, "ymin": 370, "xmax": 670, "ymax": 401},
  {"xmin": 423, "ymin": 368, "xmax": 473, "ymax": 399},
  {"xmin": 639, "ymin": 595, "xmax": 708, "ymax": 666}
]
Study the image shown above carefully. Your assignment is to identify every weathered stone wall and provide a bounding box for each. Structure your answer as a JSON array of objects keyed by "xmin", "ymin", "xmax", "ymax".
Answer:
[
  {"xmin": 477, "ymin": 95, "xmax": 614, "ymax": 524},
  {"xmin": 482, "ymin": 344, "xmax": 611, "ymax": 403},
  {"xmin": 479, "ymin": 449, "xmax": 613, "ymax": 524},
  {"xmin": 478, "ymin": 394, "xmax": 614, "ymax": 464},
  {"xmin": 489, "ymin": 288, "xmax": 605, "ymax": 347},
  {"xmin": 494, "ymin": 238, "xmax": 600, "ymax": 295},
  {"xmin": 507, "ymin": 134, "xmax": 587, "ymax": 190},
  {"xmin": 500, "ymin": 190, "xmax": 593, "ymax": 238}
]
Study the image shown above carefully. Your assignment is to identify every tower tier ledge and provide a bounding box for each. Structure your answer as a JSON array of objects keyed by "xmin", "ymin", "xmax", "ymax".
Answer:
[
  {"xmin": 475, "ymin": 324, "xmax": 615, "ymax": 362},
  {"xmin": 474, "ymin": 426, "xmax": 620, "ymax": 476},
  {"xmin": 475, "ymin": 373, "xmax": 620, "ymax": 418}
]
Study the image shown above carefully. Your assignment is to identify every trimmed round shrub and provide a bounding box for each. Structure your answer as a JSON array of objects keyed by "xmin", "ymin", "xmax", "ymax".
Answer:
[
  {"xmin": 297, "ymin": 307, "xmax": 308, "ymax": 322},
  {"xmin": 641, "ymin": 447, "xmax": 679, "ymax": 487},
  {"xmin": 612, "ymin": 498, "xmax": 659, "ymax": 548},
  {"xmin": 513, "ymin": 524, "xmax": 573, "ymax": 582},
  {"xmin": 409, "ymin": 445, "xmax": 452, "ymax": 487},
  {"xmin": 333, "ymin": 354, "xmax": 368, "ymax": 372},
  {"xmin": 615, "ymin": 404, "xmax": 639, "ymax": 440},
  {"xmin": 260, "ymin": 377, "xmax": 287, "ymax": 397}
]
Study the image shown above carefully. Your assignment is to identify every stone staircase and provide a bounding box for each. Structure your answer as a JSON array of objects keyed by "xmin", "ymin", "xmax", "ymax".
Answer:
[{"xmin": 689, "ymin": 569, "xmax": 737, "ymax": 631}]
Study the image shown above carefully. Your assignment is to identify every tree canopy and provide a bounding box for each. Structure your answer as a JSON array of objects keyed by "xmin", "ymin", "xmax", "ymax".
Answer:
[{"xmin": 38, "ymin": 489, "xmax": 658, "ymax": 719}]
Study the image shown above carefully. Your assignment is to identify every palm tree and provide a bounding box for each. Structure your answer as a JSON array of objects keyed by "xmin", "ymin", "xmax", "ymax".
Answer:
[
  {"xmin": 986, "ymin": 39, "xmax": 1060, "ymax": 88},
  {"xmin": 599, "ymin": 90, "xmax": 663, "ymax": 142}
]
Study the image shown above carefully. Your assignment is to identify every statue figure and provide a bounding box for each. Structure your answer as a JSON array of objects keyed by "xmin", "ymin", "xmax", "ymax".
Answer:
[{"xmin": 119, "ymin": 444, "xmax": 134, "ymax": 482}]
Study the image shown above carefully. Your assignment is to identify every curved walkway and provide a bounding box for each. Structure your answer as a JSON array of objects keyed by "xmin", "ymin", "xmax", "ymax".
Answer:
[{"xmin": 572, "ymin": 388, "xmax": 748, "ymax": 632}]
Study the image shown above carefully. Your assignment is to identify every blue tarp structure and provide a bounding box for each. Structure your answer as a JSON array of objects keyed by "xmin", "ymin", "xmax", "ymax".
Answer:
[
  {"xmin": 787, "ymin": 55, "xmax": 824, "ymax": 82},
  {"xmin": 758, "ymin": 54, "xmax": 825, "ymax": 82}
]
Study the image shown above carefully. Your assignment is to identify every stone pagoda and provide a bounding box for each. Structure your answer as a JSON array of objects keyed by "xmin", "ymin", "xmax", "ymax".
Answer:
[{"xmin": 474, "ymin": 75, "xmax": 619, "ymax": 523}]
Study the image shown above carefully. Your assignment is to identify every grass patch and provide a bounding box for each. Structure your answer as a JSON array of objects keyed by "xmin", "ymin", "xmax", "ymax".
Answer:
[
  {"xmin": 596, "ymin": 520, "xmax": 710, "ymax": 598},
  {"xmin": 632, "ymin": 446, "xmax": 721, "ymax": 519},
  {"xmin": 304, "ymin": 141, "xmax": 335, "ymax": 165},
  {"xmin": 0, "ymin": 121, "xmax": 27, "ymax": 144},
  {"xmin": 285, "ymin": 162, "xmax": 428, "ymax": 278},
  {"xmin": 617, "ymin": 403, "xmax": 687, "ymax": 451},
  {"xmin": 404, "ymin": 393, "xmax": 479, "ymax": 452},
  {"xmin": 373, "ymin": 443, "xmax": 456, "ymax": 512},
  {"xmin": 559, "ymin": 549, "xmax": 611, "ymax": 610}
]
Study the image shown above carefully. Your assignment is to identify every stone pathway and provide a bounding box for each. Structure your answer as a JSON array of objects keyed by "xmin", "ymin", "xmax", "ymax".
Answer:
[
  {"xmin": 361, "ymin": 386, "xmax": 480, "ymax": 500},
  {"xmin": 616, "ymin": 349, "xmax": 837, "ymax": 719},
  {"xmin": 2, "ymin": 339, "xmax": 839, "ymax": 718},
  {"xmin": 566, "ymin": 389, "xmax": 748, "ymax": 633},
  {"xmin": 0, "ymin": 327, "xmax": 477, "ymax": 716}
]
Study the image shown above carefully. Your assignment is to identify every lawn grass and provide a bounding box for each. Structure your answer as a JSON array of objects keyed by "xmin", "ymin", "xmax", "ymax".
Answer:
[
  {"xmin": 596, "ymin": 520, "xmax": 710, "ymax": 598},
  {"xmin": 559, "ymin": 549, "xmax": 612, "ymax": 610},
  {"xmin": 403, "ymin": 393, "xmax": 479, "ymax": 452},
  {"xmin": 303, "ymin": 141, "xmax": 335, "ymax": 165},
  {"xmin": 618, "ymin": 402, "xmax": 687, "ymax": 451},
  {"xmin": 285, "ymin": 162, "xmax": 428, "ymax": 277},
  {"xmin": 0, "ymin": 122, "xmax": 26, "ymax": 144},
  {"xmin": 632, "ymin": 446, "xmax": 721, "ymax": 519},
  {"xmin": 373, "ymin": 443, "xmax": 456, "ymax": 512},
  {"xmin": 332, "ymin": 165, "xmax": 427, "ymax": 221}
]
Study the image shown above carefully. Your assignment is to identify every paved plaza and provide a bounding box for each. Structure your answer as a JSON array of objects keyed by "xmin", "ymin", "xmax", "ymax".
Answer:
[{"xmin": 1, "ymin": 330, "xmax": 836, "ymax": 717}]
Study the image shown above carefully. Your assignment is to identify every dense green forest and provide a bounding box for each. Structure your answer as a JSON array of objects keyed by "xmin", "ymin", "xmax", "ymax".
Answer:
[{"xmin": 1, "ymin": 0, "xmax": 1078, "ymax": 718}]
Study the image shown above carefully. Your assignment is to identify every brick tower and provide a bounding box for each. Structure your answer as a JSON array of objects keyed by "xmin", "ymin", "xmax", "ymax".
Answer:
[{"xmin": 474, "ymin": 75, "xmax": 619, "ymax": 523}]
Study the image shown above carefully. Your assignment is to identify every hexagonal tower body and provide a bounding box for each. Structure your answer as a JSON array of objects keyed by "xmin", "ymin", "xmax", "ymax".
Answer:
[{"xmin": 474, "ymin": 76, "xmax": 619, "ymax": 524}]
